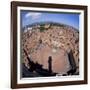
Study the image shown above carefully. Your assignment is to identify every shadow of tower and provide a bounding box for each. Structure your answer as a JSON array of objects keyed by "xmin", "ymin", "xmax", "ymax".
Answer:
[{"xmin": 48, "ymin": 56, "xmax": 52, "ymax": 73}]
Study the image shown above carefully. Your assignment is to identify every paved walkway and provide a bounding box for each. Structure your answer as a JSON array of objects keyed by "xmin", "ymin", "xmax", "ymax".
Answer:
[{"xmin": 31, "ymin": 44, "xmax": 70, "ymax": 74}]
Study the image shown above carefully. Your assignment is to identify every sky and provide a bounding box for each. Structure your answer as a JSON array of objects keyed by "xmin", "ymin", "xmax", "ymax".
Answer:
[{"xmin": 21, "ymin": 10, "xmax": 79, "ymax": 30}]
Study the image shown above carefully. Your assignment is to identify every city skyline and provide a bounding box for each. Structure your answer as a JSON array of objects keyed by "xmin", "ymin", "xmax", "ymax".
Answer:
[{"xmin": 21, "ymin": 11, "xmax": 79, "ymax": 30}]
